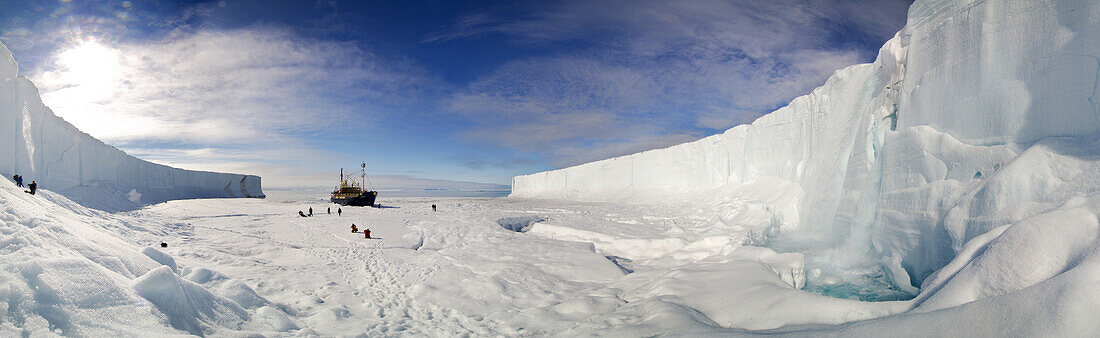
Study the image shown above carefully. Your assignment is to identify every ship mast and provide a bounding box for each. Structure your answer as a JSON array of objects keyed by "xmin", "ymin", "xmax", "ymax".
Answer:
[{"xmin": 361, "ymin": 162, "xmax": 366, "ymax": 189}]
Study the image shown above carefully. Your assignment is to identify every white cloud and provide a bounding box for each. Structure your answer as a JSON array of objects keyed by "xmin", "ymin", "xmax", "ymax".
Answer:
[
  {"xmin": 32, "ymin": 29, "xmax": 429, "ymax": 145},
  {"xmin": 450, "ymin": 57, "xmax": 662, "ymax": 154},
  {"xmin": 437, "ymin": 0, "xmax": 908, "ymax": 168},
  {"xmin": 22, "ymin": 27, "xmax": 446, "ymax": 188}
]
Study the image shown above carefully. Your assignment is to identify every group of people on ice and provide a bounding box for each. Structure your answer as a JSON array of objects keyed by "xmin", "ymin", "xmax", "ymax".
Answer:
[
  {"xmin": 350, "ymin": 223, "xmax": 371, "ymax": 238},
  {"xmin": 297, "ymin": 205, "xmax": 372, "ymax": 238},
  {"xmin": 10, "ymin": 174, "xmax": 37, "ymax": 195},
  {"xmin": 299, "ymin": 206, "xmax": 343, "ymax": 217}
]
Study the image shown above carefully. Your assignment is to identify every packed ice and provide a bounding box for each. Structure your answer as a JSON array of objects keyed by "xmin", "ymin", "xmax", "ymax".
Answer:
[{"xmin": 2, "ymin": 0, "xmax": 1100, "ymax": 335}]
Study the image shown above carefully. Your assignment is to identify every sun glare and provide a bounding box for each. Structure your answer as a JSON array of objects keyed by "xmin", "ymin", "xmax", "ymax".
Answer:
[
  {"xmin": 36, "ymin": 38, "xmax": 157, "ymax": 140},
  {"xmin": 54, "ymin": 39, "xmax": 123, "ymax": 98}
]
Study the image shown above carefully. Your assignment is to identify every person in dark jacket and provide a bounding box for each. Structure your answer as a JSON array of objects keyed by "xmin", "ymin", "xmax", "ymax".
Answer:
[
  {"xmin": 338, "ymin": 208, "xmax": 342, "ymax": 216},
  {"xmin": 327, "ymin": 207, "xmax": 331, "ymax": 215},
  {"xmin": 25, "ymin": 181, "xmax": 37, "ymax": 195},
  {"xmin": 13, "ymin": 175, "xmax": 23, "ymax": 188},
  {"xmin": 308, "ymin": 207, "xmax": 313, "ymax": 217},
  {"xmin": 351, "ymin": 223, "xmax": 358, "ymax": 233},
  {"xmin": 299, "ymin": 210, "xmax": 307, "ymax": 217},
  {"xmin": 431, "ymin": 204, "xmax": 437, "ymax": 212}
]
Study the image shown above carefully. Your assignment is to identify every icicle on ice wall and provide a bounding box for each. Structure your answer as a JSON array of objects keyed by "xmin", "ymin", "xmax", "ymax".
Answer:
[
  {"xmin": 513, "ymin": 0, "xmax": 1100, "ymax": 289},
  {"xmin": 0, "ymin": 41, "xmax": 265, "ymax": 212}
]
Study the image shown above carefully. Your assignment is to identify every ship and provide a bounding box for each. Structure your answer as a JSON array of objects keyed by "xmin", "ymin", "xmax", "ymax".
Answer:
[{"xmin": 330, "ymin": 162, "xmax": 378, "ymax": 206}]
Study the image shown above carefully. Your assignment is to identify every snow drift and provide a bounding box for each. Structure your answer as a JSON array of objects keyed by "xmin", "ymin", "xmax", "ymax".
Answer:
[
  {"xmin": 1, "ymin": 40, "xmax": 263, "ymax": 212},
  {"xmin": 512, "ymin": 0, "xmax": 1100, "ymax": 293},
  {"xmin": 0, "ymin": 177, "xmax": 294, "ymax": 335}
]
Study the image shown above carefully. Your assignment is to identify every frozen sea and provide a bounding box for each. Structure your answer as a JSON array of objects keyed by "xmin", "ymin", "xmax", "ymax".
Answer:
[
  {"xmin": 126, "ymin": 193, "xmax": 917, "ymax": 335},
  {"xmin": 134, "ymin": 194, "xmax": 731, "ymax": 335},
  {"xmin": 3, "ymin": 178, "xmax": 1099, "ymax": 336}
]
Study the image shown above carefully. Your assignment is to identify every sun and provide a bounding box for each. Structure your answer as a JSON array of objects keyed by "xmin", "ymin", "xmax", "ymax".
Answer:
[
  {"xmin": 53, "ymin": 39, "xmax": 124, "ymax": 99},
  {"xmin": 36, "ymin": 38, "xmax": 157, "ymax": 140}
]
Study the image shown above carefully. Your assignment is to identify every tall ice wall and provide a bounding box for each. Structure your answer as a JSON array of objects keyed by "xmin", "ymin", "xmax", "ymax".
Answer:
[
  {"xmin": 512, "ymin": 0, "xmax": 1100, "ymax": 288},
  {"xmin": 0, "ymin": 41, "xmax": 264, "ymax": 212}
]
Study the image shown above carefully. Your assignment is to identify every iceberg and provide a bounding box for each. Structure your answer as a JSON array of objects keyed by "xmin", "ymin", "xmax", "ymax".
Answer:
[
  {"xmin": 0, "ymin": 42, "xmax": 264, "ymax": 212},
  {"xmin": 512, "ymin": 0, "xmax": 1100, "ymax": 292}
]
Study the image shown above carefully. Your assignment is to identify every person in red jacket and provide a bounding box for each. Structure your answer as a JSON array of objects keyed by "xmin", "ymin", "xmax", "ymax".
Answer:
[{"xmin": 364, "ymin": 229, "xmax": 371, "ymax": 239}]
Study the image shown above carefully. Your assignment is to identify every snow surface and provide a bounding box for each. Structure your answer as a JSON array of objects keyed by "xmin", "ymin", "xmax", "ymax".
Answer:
[
  {"xmin": 3, "ymin": 186, "xmax": 1099, "ymax": 335},
  {"xmin": 0, "ymin": 42, "xmax": 264, "ymax": 212},
  {"xmin": 513, "ymin": 0, "xmax": 1100, "ymax": 293}
]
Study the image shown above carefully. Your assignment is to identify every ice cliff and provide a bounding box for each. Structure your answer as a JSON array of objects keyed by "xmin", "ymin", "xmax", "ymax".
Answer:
[
  {"xmin": 512, "ymin": 0, "xmax": 1100, "ymax": 289},
  {"xmin": 0, "ymin": 41, "xmax": 264, "ymax": 212}
]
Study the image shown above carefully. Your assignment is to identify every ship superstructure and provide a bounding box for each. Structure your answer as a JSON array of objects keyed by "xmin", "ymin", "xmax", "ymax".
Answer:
[{"xmin": 330, "ymin": 162, "xmax": 378, "ymax": 206}]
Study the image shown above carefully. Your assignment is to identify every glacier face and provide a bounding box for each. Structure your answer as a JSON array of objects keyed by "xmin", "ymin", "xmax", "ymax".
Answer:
[
  {"xmin": 0, "ymin": 42, "xmax": 264, "ymax": 212},
  {"xmin": 512, "ymin": 0, "xmax": 1100, "ymax": 288}
]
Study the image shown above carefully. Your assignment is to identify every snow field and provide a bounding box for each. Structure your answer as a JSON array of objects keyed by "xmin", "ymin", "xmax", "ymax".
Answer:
[
  {"xmin": 0, "ymin": 177, "xmax": 285, "ymax": 336},
  {"xmin": 3, "ymin": 178, "xmax": 1100, "ymax": 335}
]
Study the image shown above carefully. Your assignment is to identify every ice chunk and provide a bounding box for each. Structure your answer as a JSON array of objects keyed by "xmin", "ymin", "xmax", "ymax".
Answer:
[
  {"xmin": 216, "ymin": 279, "xmax": 270, "ymax": 309},
  {"xmin": 254, "ymin": 306, "xmax": 298, "ymax": 332},
  {"xmin": 141, "ymin": 247, "xmax": 178, "ymax": 274},
  {"xmin": 913, "ymin": 206, "xmax": 1099, "ymax": 312},
  {"xmin": 127, "ymin": 189, "xmax": 142, "ymax": 203},
  {"xmin": 615, "ymin": 258, "xmax": 905, "ymax": 330},
  {"xmin": 184, "ymin": 267, "xmax": 226, "ymax": 284},
  {"xmin": 133, "ymin": 266, "xmax": 249, "ymax": 335}
]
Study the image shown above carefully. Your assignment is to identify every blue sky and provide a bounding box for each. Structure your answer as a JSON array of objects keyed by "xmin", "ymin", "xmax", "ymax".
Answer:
[{"xmin": 0, "ymin": 0, "xmax": 911, "ymax": 190}]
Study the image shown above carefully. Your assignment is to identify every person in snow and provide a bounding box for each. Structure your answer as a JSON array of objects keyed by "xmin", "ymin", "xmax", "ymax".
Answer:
[
  {"xmin": 364, "ymin": 228, "xmax": 371, "ymax": 239},
  {"xmin": 308, "ymin": 207, "xmax": 313, "ymax": 217},
  {"xmin": 351, "ymin": 223, "xmax": 358, "ymax": 233},
  {"xmin": 338, "ymin": 208, "xmax": 342, "ymax": 216},
  {"xmin": 327, "ymin": 207, "xmax": 331, "ymax": 215},
  {"xmin": 432, "ymin": 204, "xmax": 437, "ymax": 212},
  {"xmin": 25, "ymin": 181, "xmax": 36, "ymax": 195},
  {"xmin": 12, "ymin": 175, "xmax": 23, "ymax": 188},
  {"xmin": 299, "ymin": 210, "xmax": 307, "ymax": 217}
]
